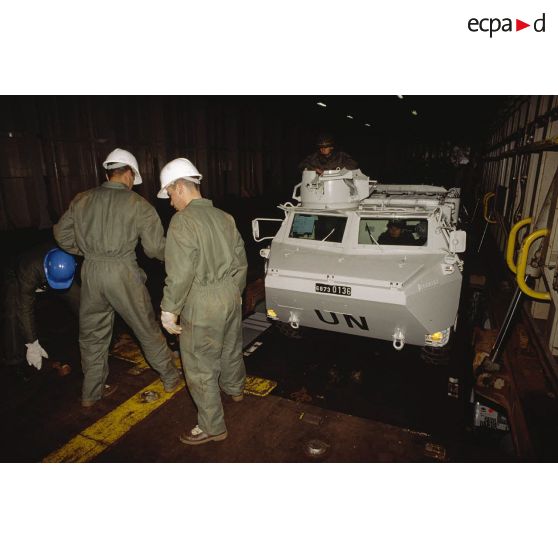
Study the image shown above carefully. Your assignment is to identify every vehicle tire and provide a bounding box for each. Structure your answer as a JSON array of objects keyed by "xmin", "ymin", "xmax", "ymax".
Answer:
[{"xmin": 420, "ymin": 343, "xmax": 452, "ymax": 366}]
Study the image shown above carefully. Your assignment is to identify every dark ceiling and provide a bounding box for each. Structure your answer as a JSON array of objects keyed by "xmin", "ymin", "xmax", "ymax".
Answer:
[{"xmin": 254, "ymin": 95, "xmax": 513, "ymax": 147}]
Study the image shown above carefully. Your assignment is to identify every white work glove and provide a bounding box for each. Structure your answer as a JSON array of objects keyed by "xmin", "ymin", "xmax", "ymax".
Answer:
[
  {"xmin": 161, "ymin": 311, "xmax": 182, "ymax": 335},
  {"xmin": 25, "ymin": 339, "xmax": 49, "ymax": 370}
]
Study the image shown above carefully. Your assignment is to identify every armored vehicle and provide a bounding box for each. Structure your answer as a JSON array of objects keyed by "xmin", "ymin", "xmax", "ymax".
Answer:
[{"xmin": 252, "ymin": 168, "xmax": 466, "ymax": 351}]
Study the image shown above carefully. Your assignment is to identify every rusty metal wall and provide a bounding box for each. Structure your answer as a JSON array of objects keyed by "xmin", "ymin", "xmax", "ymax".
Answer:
[
  {"xmin": 0, "ymin": 96, "xmax": 308, "ymax": 231},
  {"xmin": 479, "ymin": 95, "xmax": 558, "ymax": 354}
]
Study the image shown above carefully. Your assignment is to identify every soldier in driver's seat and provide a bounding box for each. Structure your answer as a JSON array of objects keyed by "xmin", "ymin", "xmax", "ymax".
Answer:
[{"xmin": 378, "ymin": 220, "xmax": 416, "ymax": 245}]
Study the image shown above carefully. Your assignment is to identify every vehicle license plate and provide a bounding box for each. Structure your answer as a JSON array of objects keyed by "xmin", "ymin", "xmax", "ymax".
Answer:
[{"xmin": 315, "ymin": 283, "xmax": 352, "ymax": 296}]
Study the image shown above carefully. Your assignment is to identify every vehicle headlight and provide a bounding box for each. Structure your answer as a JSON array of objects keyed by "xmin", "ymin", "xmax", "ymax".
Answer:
[{"xmin": 425, "ymin": 328, "xmax": 450, "ymax": 347}]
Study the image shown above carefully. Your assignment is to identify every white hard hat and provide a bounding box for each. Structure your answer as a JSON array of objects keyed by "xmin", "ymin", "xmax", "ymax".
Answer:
[
  {"xmin": 103, "ymin": 148, "xmax": 143, "ymax": 185},
  {"xmin": 157, "ymin": 158, "xmax": 202, "ymax": 199}
]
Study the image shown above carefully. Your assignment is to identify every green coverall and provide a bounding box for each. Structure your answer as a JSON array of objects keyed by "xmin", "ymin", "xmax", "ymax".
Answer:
[
  {"xmin": 54, "ymin": 181, "xmax": 180, "ymax": 402},
  {"xmin": 161, "ymin": 198, "xmax": 248, "ymax": 435}
]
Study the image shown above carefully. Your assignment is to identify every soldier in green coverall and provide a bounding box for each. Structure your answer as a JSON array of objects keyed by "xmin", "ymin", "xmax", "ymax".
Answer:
[
  {"xmin": 54, "ymin": 148, "xmax": 182, "ymax": 407},
  {"xmin": 1, "ymin": 243, "xmax": 79, "ymax": 381},
  {"xmin": 158, "ymin": 158, "xmax": 247, "ymax": 445}
]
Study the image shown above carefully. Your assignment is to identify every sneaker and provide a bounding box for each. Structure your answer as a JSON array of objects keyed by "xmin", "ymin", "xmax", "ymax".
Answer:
[
  {"xmin": 231, "ymin": 393, "xmax": 244, "ymax": 402},
  {"xmin": 81, "ymin": 383, "xmax": 119, "ymax": 408},
  {"xmin": 178, "ymin": 425, "xmax": 228, "ymax": 445},
  {"xmin": 163, "ymin": 374, "xmax": 182, "ymax": 393}
]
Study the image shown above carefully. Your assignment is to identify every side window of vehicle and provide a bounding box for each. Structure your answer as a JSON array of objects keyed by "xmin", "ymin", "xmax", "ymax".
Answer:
[
  {"xmin": 358, "ymin": 219, "xmax": 387, "ymax": 244},
  {"xmin": 413, "ymin": 221, "xmax": 428, "ymax": 245},
  {"xmin": 291, "ymin": 214, "xmax": 317, "ymax": 238},
  {"xmin": 358, "ymin": 218, "xmax": 428, "ymax": 246},
  {"xmin": 290, "ymin": 214, "xmax": 347, "ymax": 243}
]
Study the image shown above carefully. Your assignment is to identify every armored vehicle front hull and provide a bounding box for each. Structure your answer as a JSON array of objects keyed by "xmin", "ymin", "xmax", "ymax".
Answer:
[
  {"xmin": 265, "ymin": 244, "xmax": 461, "ymax": 347},
  {"xmin": 254, "ymin": 170, "xmax": 466, "ymax": 350}
]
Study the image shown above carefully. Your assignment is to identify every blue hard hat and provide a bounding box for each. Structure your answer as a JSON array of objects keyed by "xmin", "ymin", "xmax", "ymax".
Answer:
[{"xmin": 43, "ymin": 248, "xmax": 77, "ymax": 289}]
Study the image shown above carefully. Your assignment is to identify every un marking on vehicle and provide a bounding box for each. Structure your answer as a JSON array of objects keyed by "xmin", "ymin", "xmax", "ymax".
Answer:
[
  {"xmin": 315, "ymin": 283, "xmax": 352, "ymax": 296},
  {"xmin": 315, "ymin": 309, "xmax": 368, "ymax": 330}
]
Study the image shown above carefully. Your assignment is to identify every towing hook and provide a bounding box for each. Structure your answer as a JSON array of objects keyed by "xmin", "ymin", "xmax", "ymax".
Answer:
[
  {"xmin": 392, "ymin": 328, "xmax": 405, "ymax": 351},
  {"xmin": 289, "ymin": 311, "xmax": 300, "ymax": 329}
]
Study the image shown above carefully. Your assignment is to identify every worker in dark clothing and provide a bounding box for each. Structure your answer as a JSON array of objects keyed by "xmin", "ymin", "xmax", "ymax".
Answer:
[
  {"xmin": 378, "ymin": 220, "xmax": 417, "ymax": 245},
  {"xmin": 157, "ymin": 157, "xmax": 248, "ymax": 446},
  {"xmin": 1, "ymin": 243, "xmax": 79, "ymax": 380},
  {"xmin": 298, "ymin": 133, "xmax": 358, "ymax": 175},
  {"xmin": 54, "ymin": 148, "xmax": 182, "ymax": 408}
]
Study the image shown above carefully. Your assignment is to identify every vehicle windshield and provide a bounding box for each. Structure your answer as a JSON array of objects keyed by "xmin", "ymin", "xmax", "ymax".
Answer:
[
  {"xmin": 358, "ymin": 218, "xmax": 428, "ymax": 246},
  {"xmin": 289, "ymin": 214, "xmax": 347, "ymax": 243}
]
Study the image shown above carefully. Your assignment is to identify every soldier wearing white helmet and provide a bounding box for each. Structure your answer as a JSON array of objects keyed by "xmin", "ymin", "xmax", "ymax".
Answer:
[
  {"xmin": 158, "ymin": 157, "xmax": 248, "ymax": 445},
  {"xmin": 102, "ymin": 148, "xmax": 143, "ymax": 186},
  {"xmin": 54, "ymin": 148, "xmax": 182, "ymax": 407},
  {"xmin": 157, "ymin": 158, "xmax": 202, "ymax": 199}
]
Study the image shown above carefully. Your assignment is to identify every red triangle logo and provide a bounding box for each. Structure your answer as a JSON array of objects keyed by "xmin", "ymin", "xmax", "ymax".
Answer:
[{"xmin": 516, "ymin": 19, "xmax": 530, "ymax": 31}]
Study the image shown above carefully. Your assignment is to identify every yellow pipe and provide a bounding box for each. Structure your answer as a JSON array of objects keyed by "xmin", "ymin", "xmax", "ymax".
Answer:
[
  {"xmin": 506, "ymin": 218, "xmax": 532, "ymax": 273},
  {"xmin": 483, "ymin": 192, "xmax": 497, "ymax": 224},
  {"xmin": 516, "ymin": 228, "xmax": 551, "ymax": 301}
]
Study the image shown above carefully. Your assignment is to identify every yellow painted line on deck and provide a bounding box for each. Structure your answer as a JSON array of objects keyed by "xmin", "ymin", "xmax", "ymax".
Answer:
[
  {"xmin": 44, "ymin": 333, "xmax": 276, "ymax": 462},
  {"xmin": 43, "ymin": 380, "xmax": 185, "ymax": 463},
  {"xmin": 43, "ymin": 372, "xmax": 276, "ymax": 462},
  {"xmin": 245, "ymin": 375, "xmax": 277, "ymax": 397}
]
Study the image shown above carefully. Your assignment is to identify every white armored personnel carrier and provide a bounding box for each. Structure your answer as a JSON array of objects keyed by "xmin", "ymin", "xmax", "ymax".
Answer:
[{"xmin": 252, "ymin": 169, "xmax": 466, "ymax": 351}]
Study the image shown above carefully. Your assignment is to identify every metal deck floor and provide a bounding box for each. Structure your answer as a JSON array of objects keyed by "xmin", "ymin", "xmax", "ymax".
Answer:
[{"xmin": 1, "ymin": 301, "xmax": 509, "ymax": 462}]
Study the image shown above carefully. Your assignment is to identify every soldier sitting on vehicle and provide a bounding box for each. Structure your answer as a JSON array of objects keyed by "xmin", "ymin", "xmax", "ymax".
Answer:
[{"xmin": 378, "ymin": 220, "xmax": 417, "ymax": 245}]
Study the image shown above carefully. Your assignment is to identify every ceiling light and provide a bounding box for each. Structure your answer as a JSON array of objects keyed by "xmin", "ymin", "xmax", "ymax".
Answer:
[
  {"xmin": 364, "ymin": 123, "xmax": 371, "ymax": 127},
  {"xmin": 411, "ymin": 110, "xmax": 418, "ymax": 116},
  {"xmin": 316, "ymin": 101, "xmax": 327, "ymax": 107},
  {"xmin": 346, "ymin": 115, "xmax": 354, "ymax": 119}
]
